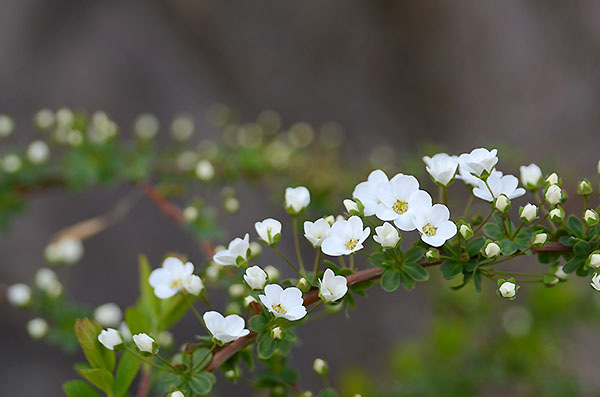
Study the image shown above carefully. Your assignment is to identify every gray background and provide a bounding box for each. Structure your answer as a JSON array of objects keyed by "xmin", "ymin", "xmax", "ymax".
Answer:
[{"xmin": 2, "ymin": 1, "xmax": 600, "ymax": 395}]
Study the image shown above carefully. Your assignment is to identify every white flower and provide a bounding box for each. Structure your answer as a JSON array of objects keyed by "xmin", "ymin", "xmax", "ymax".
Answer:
[
  {"xmin": 545, "ymin": 185, "xmax": 562, "ymax": 205},
  {"xmin": 313, "ymin": 358, "xmax": 329, "ymax": 376},
  {"xmin": 412, "ymin": 204, "xmax": 457, "ymax": 247},
  {"xmin": 34, "ymin": 109, "xmax": 55, "ymax": 130},
  {"xmin": 170, "ymin": 391, "xmax": 185, "ymax": 397},
  {"xmin": 472, "ymin": 173, "xmax": 525, "ymax": 202},
  {"xmin": 183, "ymin": 274, "xmax": 204, "ymax": 295},
  {"xmin": 458, "ymin": 148, "xmax": 498, "ymax": 177},
  {"xmin": 170, "ymin": 114, "xmax": 195, "ymax": 141},
  {"xmin": 259, "ymin": 284, "xmax": 307, "ymax": 321},
  {"xmin": 94, "ymin": 303, "xmax": 122, "ymax": 327},
  {"xmin": 134, "ymin": 113, "xmax": 160, "ymax": 140},
  {"xmin": 2, "ymin": 154, "xmax": 22, "ymax": 173},
  {"xmin": 203, "ymin": 311, "xmax": 250, "ymax": 344},
  {"xmin": 589, "ymin": 253, "xmax": 600, "ymax": 268},
  {"xmin": 158, "ymin": 331, "xmax": 174, "ymax": 348},
  {"xmin": 376, "ymin": 174, "xmax": 432, "ymax": 230},
  {"xmin": 584, "ymin": 209, "xmax": 599, "ymax": 226},
  {"xmin": 195, "ymin": 160, "xmax": 215, "ymax": 181},
  {"xmin": 304, "ymin": 218, "xmax": 331, "ymax": 247},
  {"xmin": 423, "ymin": 153, "xmax": 459, "ymax": 186},
  {"xmin": 343, "ymin": 199, "xmax": 359, "ymax": 213},
  {"xmin": 213, "ymin": 234, "xmax": 250, "ymax": 266},
  {"xmin": 484, "ymin": 242, "xmax": 501, "ymax": 258},
  {"xmin": 285, "ymin": 186, "xmax": 310, "ymax": 214},
  {"xmin": 182, "ymin": 206, "xmax": 198, "ymax": 222},
  {"xmin": 148, "ymin": 257, "xmax": 196, "ymax": 299},
  {"xmin": 546, "ymin": 173, "xmax": 559, "ymax": 185},
  {"xmin": 7, "ymin": 283, "xmax": 31, "ymax": 307},
  {"xmin": 26, "ymin": 140, "xmax": 50, "ymax": 164},
  {"xmin": 373, "ymin": 222, "xmax": 400, "ymax": 248},
  {"xmin": 499, "ymin": 282, "xmax": 517, "ymax": 298},
  {"xmin": 244, "ymin": 266, "xmax": 268, "ymax": 290},
  {"xmin": 592, "ymin": 274, "xmax": 600, "ymax": 291},
  {"xmin": 223, "ymin": 197, "xmax": 240, "ymax": 213},
  {"xmin": 321, "ymin": 216, "xmax": 370, "ymax": 256},
  {"xmin": 228, "ymin": 284, "xmax": 245, "ymax": 298},
  {"xmin": 495, "ymin": 194, "xmax": 510, "ymax": 212},
  {"xmin": 319, "ymin": 269, "xmax": 348, "ymax": 302},
  {"xmin": 34, "ymin": 268, "xmax": 62, "ymax": 297},
  {"xmin": 264, "ymin": 265, "xmax": 280, "ymax": 282},
  {"xmin": 27, "ymin": 318, "xmax": 49, "ymax": 339},
  {"xmin": 0, "ymin": 115, "xmax": 15, "ymax": 137},
  {"xmin": 133, "ymin": 333, "xmax": 156, "ymax": 353},
  {"xmin": 533, "ymin": 233, "xmax": 547, "ymax": 246},
  {"xmin": 520, "ymin": 203, "xmax": 538, "ymax": 222},
  {"xmin": 519, "ymin": 164, "xmax": 542, "ymax": 189},
  {"xmin": 98, "ymin": 328, "xmax": 123, "ymax": 350},
  {"xmin": 352, "ymin": 169, "xmax": 389, "ymax": 216},
  {"xmin": 255, "ymin": 218, "xmax": 282, "ymax": 245}
]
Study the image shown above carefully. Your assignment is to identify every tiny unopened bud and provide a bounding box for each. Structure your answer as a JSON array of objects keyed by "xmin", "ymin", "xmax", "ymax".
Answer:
[
  {"xmin": 313, "ymin": 358, "xmax": 329, "ymax": 376},
  {"xmin": 343, "ymin": 199, "xmax": 359, "ymax": 213},
  {"xmin": 495, "ymin": 194, "xmax": 510, "ymax": 212},
  {"xmin": 588, "ymin": 252, "xmax": 600, "ymax": 268},
  {"xmin": 271, "ymin": 327, "xmax": 283, "ymax": 340},
  {"xmin": 27, "ymin": 318, "xmax": 49, "ymax": 339},
  {"xmin": 459, "ymin": 223, "xmax": 473, "ymax": 239},
  {"xmin": 296, "ymin": 278, "xmax": 311, "ymax": 292},
  {"xmin": 228, "ymin": 284, "xmax": 245, "ymax": 298},
  {"xmin": 483, "ymin": 242, "xmax": 501, "ymax": 258},
  {"xmin": 425, "ymin": 248, "xmax": 440, "ymax": 262},
  {"xmin": 549, "ymin": 207, "xmax": 565, "ymax": 222},
  {"xmin": 243, "ymin": 295, "xmax": 257, "ymax": 307},
  {"xmin": 519, "ymin": 203, "xmax": 538, "ymax": 223},
  {"xmin": 170, "ymin": 391, "xmax": 185, "ymax": 397},
  {"xmin": 133, "ymin": 333, "xmax": 157, "ymax": 354},
  {"xmin": 195, "ymin": 160, "xmax": 215, "ymax": 181},
  {"xmin": 224, "ymin": 197, "xmax": 240, "ymax": 214},
  {"xmin": 249, "ymin": 241, "xmax": 262, "ymax": 258},
  {"xmin": 532, "ymin": 232, "xmax": 548, "ymax": 248},
  {"xmin": 224, "ymin": 369, "xmax": 237, "ymax": 380},
  {"xmin": 182, "ymin": 206, "xmax": 198, "ymax": 223},
  {"xmin": 555, "ymin": 265, "xmax": 568, "ymax": 280},
  {"xmin": 584, "ymin": 209, "xmax": 599, "ymax": 226},
  {"xmin": 264, "ymin": 265, "xmax": 280, "ymax": 282},
  {"xmin": 324, "ymin": 215, "xmax": 335, "ymax": 226},
  {"xmin": 26, "ymin": 140, "xmax": 50, "ymax": 164},
  {"xmin": 7, "ymin": 283, "xmax": 32, "ymax": 307},
  {"xmin": 577, "ymin": 179, "xmax": 593, "ymax": 196},
  {"xmin": 498, "ymin": 281, "xmax": 518, "ymax": 299},
  {"xmin": 546, "ymin": 173, "xmax": 560, "ymax": 185},
  {"xmin": 0, "ymin": 115, "xmax": 15, "ymax": 137}
]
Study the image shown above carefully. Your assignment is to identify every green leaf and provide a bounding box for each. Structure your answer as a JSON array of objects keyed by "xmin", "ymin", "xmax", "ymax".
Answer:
[
  {"xmin": 136, "ymin": 255, "xmax": 159, "ymax": 329},
  {"xmin": 500, "ymin": 239, "xmax": 518, "ymax": 255},
  {"xmin": 573, "ymin": 241, "xmax": 592, "ymax": 258},
  {"xmin": 567, "ymin": 216, "xmax": 584, "ymax": 237},
  {"xmin": 193, "ymin": 347, "xmax": 214, "ymax": 369},
  {"xmin": 563, "ymin": 257, "xmax": 584, "ymax": 273},
  {"xmin": 78, "ymin": 368, "xmax": 114, "ymax": 394},
  {"xmin": 63, "ymin": 380, "xmax": 101, "ymax": 397},
  {"xmin": 467, "ymin": 237, "xmax": 486, "ymax": 257},
  {"xmin": 249, "ymin": 314, "xmax": 268, "ymax": 333},
  {"xmin": 404, "ymin": 247, "xmax": 426, "ymax": 263},
  {"xmin": 160, "ymin": 294, "xmax": 197, "ymax": 331},
  {"xmin": 483, "ymin": 223, "xmax": 504, "ymax": 240},
  {"xmin": 399, "ymin": 272, "xmax": 415, "ymax": 290},
  {"xmin": 257, "ymin": 333, "xmax": 276, "ymax": 359},
  {"xmin": 114, "ymin": 352, "xmax": 141, "ymax": 396},
  {"xmin": 441, "ymin": 260, "xmax": 463, "ymax": 279},
  {"xmin": 74, "ymin": 318, "xmax": 115, "ymax": 372},
  {"xmin": 473, "ymin": 271, "xmax": 482, "ymax": 293},
  {"xmin": 125, "ymin": 307, "xmax": 150, "ymax": 335},
  {"xmin": 189, "ymin": 372, "xmax": 216, "ymax": 395},
  {"xmin": 403, "ymin": 262, "xmax": 429, "ymax": 281},
  {"xmin": 538, "ymin": 252, "xmax": 560, "ymax": 264},
  {"xmin": 380, "ymin": 268, "xmax": 402, "ymax": 292},
  {"xmin": 320, "ymin": 388, "xmax": 339, "ymax": 397}
]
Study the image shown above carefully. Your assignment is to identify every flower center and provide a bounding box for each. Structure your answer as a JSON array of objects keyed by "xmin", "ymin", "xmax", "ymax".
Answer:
[
  {"xmin": 345, "ymin": 238, "xmax": 359, "ymax": 250},
  {"xmin": 170, "ymin": 278, "xmax": 183, "ymax": 289},
  {"xmin": 423, "ymin": 223, "xmax": 437, "ymax": 237},
  {"xmin": 393, "ymin": 200, "xmax": 409, "ymax": 215},
  {"xmin": 272, "ymin": 303, "xmax": 287, "ymax": 314}
]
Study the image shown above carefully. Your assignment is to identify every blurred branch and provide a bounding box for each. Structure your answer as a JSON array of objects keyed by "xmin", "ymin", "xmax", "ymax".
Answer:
[
  {"xmin": 204, "ymin": 241, "xmax": 572, "ymax": 372},
  {"xmin": 139, "ymin": 182, "xmax": 184, "ymax": 223}
]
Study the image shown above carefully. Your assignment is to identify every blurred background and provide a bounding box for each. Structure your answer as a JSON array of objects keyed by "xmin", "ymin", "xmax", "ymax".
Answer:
[{"xmin": 2, "ymin": 1, "xmax": 600, "ymax": 395}]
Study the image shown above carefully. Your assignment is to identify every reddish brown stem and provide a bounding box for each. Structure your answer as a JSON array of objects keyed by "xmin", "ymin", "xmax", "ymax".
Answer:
[{"xmin": 139, "ymin": 182, "xmax": 184, "ymax": 223}]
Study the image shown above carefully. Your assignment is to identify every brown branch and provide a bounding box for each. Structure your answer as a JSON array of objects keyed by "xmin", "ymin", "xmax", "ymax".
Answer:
[
  {"xmin": 204, "ymin": 242, "xmax": 573, "ymax": 372},
  {"xmin": 139, "ymin": 182, "xmax": 184, "ymax": 223}
]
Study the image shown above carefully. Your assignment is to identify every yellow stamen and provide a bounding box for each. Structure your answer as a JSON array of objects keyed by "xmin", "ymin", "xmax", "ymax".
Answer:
[
  {"xmin": 393, "ymin": 200, "xmax": 409, "ymax": 215},
  {"xmin": 345, "ymin": 238, "xmax": 359, "ymax": 250},
  {"xmin": 272, "ymin": 303, "xmax": 287, "ymax": 314},
  {"xmin": 423, "ymin": 223, "xmax": 437, "ymax": 237},
  {"xmin": 170, "ymin": 278, "xmax": 183, "ymax": 288}
]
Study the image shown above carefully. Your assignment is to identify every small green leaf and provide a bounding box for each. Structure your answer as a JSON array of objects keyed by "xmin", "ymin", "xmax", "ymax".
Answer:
[
  {"xmin": 114, "ymin": 352, "xmax": 141, "ymax": 396},
  {"xmin": 160, "ymin": 294, "xmax": 197, "ymax": 331},
  {"xmin": 320, "ymin": 388, "xmax": 339, "ymax": 397},
  {"xmin": 441, "ymin": 260, "xmax": 463, "ymax": 279},
  {"xmin": 467, "ymin": 237, "xmax": 486, "ymax": 257},
  {"xmin": 483, "ymin": 223, "xmax": 504, "ymax": 240},
  {"xmin": 563, "ymin": 257, "xmax": 584, "ymax": 273},
  {"xmin": 399, "ymin": 272, "xmax": 415, "ymax": 290},
  {"xmin": 125, "ymin": 307, "xmax": 150, "ymax": 335},
  {"xmin": 573, "ymin": 241, "xmax": 592, "ymax": 258},
  {"xmin": 78, "ymin": 368, "xmax": 114, "ymax": 394},
  {"xmin": 189, "ymin": 372, "xmax": 216, "ymax": 395},
  {"xmin": 567, "ymin": 216, "xmax": 584, "ymax": 237},
  {"xmin": 473, "ymin": 271, "xmax": 482, "ymax": 293},
  {"xmin": 249, "ymin": 315, "xmax": 268, "ymax": 333},
  {"xmin": 403, "ymin": 262, "xmax": 429, "ymax": 281},
  {"xmin": 193, "ymin": 347, "xmax": 214, "ymax": 369},
  {"xmin": 63, "ymin": 380, "xmax": 101, "ymax": 397},
  {"xmin": 500, "ymin": 239, "xmax": 518, "ymax": 255},
  {"xmin": 257, "ymin": 333, "xmax": 276, "ymax": 359},
  {"xmin": 137, "ymin": 255, "xmax": 160, "ymax": 329},
  {"xmin": 74, "ymin": 318, "xmax": 115, "ymax": 371},
  {"xmin": 380, "ymin": 269, "xmax": 402, "ymax": 292},
  {"xmin": 404, "ymin": 247, "xmax": 426, "ymax": 263}
]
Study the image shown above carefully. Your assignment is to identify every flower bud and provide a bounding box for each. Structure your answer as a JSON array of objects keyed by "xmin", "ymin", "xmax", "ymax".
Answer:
[
  {"xmin": 27, "ymin": 318, "xmax": 49, "ymax": 339},
  {"xmin": 271, "ymin": 327, "xmax": 283, "ymax": 340},
  {"xmin": 313, "ymin": 358, "xmax": 329, "ymax": 376},
  {"xmin": 498, "ymin": 280, "xmax": 518, "ymax": 299},
  {"xmin": 584, "ymin": 209, "xmax": 599, "ymax": 226},
  {"xmin": 494, "ymin": 194, "xmax": 510, "ymax": 213},
  {"xmin": 549, "ymin": 206, "xmax": 565, "ymax": 222},
  {"xmin": 324, "ymin": 215, "xmax": 335, "ymax": 225},
  {"xmin": 532, "ymin": 232, "xmax": 548, "ymax": 248},
  {"xmin": 2, "ymin": 154, "xmax": 22, "ymax": 174},
  {"xmin": 255, "ymin": 218, "xmax": 282, "ymax": 246},
  {"xmin": 546, "ymin": 173, "xmax": 560, "ymax": 186},
  {"xmin": 588, "ymin": 252, "xmax": 600, "ymax": 268},
  {"xmin": 425, "ymin": 248, "xmax": 440, "ymax": 263},
  {"xmin": 0, "ymin": 114, "xmax": 15, "ymax": 137},
  {"xmin": 183, "ymin": 275, "xmax": 204, "ymax": 295},
  {"xmin": 519, "ymin": 203, "xmax": 538, "ymax": 223},
  {"xmin": 470, "ymin": 214, "xmax": 483, "ymax": 226},
  {"xmin": 577, "ymin": 179, "xmax": 593, "ymax": 196},
  {"xmin": 483, "ymin": 241, "xmax": 501, "ymax": 258},
  {"xmin": 94, "ymin": 303, "xmax": 122, "ymax": 327},
  {"xmin": 182, "ymin": 206, "xmax": 199, "ymax": 223},
  {"xmin": 243, "ymin": 295, "xmax": 257, "ymax": 307},
  {"xmin": 98, "ymin": 328, "xmax": 123, "ymax": 350},
  {"xmin": 264, "ymin": 265, "xmax": 280, "ymax": 282},
  {"xmin": 244, "ymin": 266, "xmax": 268, "ymax": 290},
  {"xmin": 296, "ymin": 278, "xmax": 311, "ymax": 293},
  {"xmin": 373, "ymin": 222, "xmax": 401, "ymax": 248},
  {"xmin": 7, "ymin": 283, "xmax": 31, "ymax": 307},
  {"xmin": 545, "ymin": 185, "xmax": 562, "ymax": 206},
  {"xmin": 133, "ymin": 333, "xmax": 157, "ymax": 354},
  {"xmin": 224, "ymin": 370, "xmax": 237, "ymax": 380},
  {"xmin": 458, "ymin": 223, "xmax": 474, "ymax": 240},
  {"xmin": 26, "ymin": 140, "xmax": 50, "ymax": 165},
  {"xmin": 343, "ymin": 199, "xmax": 359, "ymax": 214},
  {"xmin": 34, "ymin": 109, "xmax": 55, "ymax": 130},
  {"xmin": 519, "ymin": 164, "xmax": 542, "ymax": 190},
  {"xmin": 554, "ymin": 265, "xmax": 568, "ymax": 280},
  {"xmin": 285, "ymin": 186, "xmax": 310, "ymax": 215},
  {"xmin": 170, "ymin": 391, "xmax": 185, "ymax": 397},
  {"xmin": 592, "ymin": 274, "xmax": 600, "ymax": 292},
  {"xmin": 228, "ymin": 284, "xmax": 245, "ymax": 298},
  {"xmin": 195, "ymin": 160, "xmax": 215, "ymax": 181},
  {"xmin": 223, "ymin": 197, "xmax": 240, "ymax": 214},
  {"xmin": 301, "ymin": 392, "xmax": 315, "ymax": 397}
]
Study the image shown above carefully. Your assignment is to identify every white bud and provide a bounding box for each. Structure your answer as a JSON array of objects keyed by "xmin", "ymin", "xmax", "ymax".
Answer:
[
  {"xmin": 0, "ymin": 115, "xmax": 15, "ymax": 137},
  {"xmin": 133, "ymin": 333, "xmax": 156, "ymax": 353},
  {"xmin": 243, "ymin": 295, "xmax": 257, "ymax": 307},
  {"xmin": 182, "ymin": 206, "xmax": 199, "ymax": 222},
  {"xmin": 2, "ymin": 154, "xmax": 22, "ymax": 173},
  {"xmin": 56, "ymin": 108, "xmax": 74, "ymax": 126},
  {"xmin": 26, "ymin": 140, "xmax": 51, "ymax": 164},
  {"xmin": 584, "ymin": 209, "xmax": 599, "ymax": 225},
  {"xmin": 93, "ymin": 303, "xmax": 122, "ymax": 327},
  {"xmin": 519, "ymin": 163, "xmax": 542, "ymax": 189},
  {"xmin": 324, "ymin": 215, "xmax": 335, "ymax": 225},
  {"xmin": 533, "ymin": 233, "xmax": 547, "ymax": 246},
  {"xmin": 228, "ymin": 284, "xmax": 245, "ymax": 298},
  {"xmin": 118, "ymin": 322, "xmax": 132, "ymax": 341},
  {"xmin": 313, "ymin": 358, "xmax": 328, "ymax": 376},
  {"xmin": 224, "ymin": 197, "xmax": 240, "ymax": 213},
  {"xmin": 170, "ymin": 391, "xmax": 185, "ymax": 397},
  {"xmin": 244, "ymin": 266, "xmax": 268, "ymax": 290},
  {"xmin": 499, "ymin": 281, "xmax": 517, "ymax": 298},
  {"xmin": 589, "ymin": 253, "xmax": 600, "ymax": 268},
  {"xmin": 343, "ymin": 199, "xmax": 359, "ymax": 213},
  {"xmin": 545, "ymin": 185, "xmax": 562, "ymax": 205},
  {"xmin": 7, "ymin": 283, "xmax": 32, "ymax": 307},
  {"xmin": 271, "ymin": 326, "xmax": 283, "ymax": 340},
  {"xmin": 520, "ymin": 203, "xmax": 538, "ymax": 222},
  {"xmin": 495, "ymin": 195, "xmax": 510, "ymax": 212},
  {"xmin": 254, "ymin": 218, "xmax": 282, "ymax": 245},
  {"xmin": 98, "ymin": 328, "xmax": 123, "ymax": 350},
  {"xmin": 27, "ymin": 318, "xmax": 49, "ymax": 339},
  {"xmin": 134, "ymin": 114, "xmax": 160, "ymax": 140},
  {"xmin": 34, "ymin": 109, "xmax": 55, "ymax": 130},
  {"xmin": 484, "ymin": 242, "xmax": 501, "ymax": 258},
  {"xmin": 459, "ymin": 224, "xmax": 473, "ymax": 239},
  {"xmin": 195, "ymin": 160, "xmax": 215, "ymax": 181},
  {"xmin": 546, "ymin": 173, "xmax": 559, "ymax": 185},
  {"xmin": 373, "ymin": 222, "xmax": 400, "ymax": 248},
  {"xmin": 285, "ymin": 186, "xmax": 310, "ymax": 215}
]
